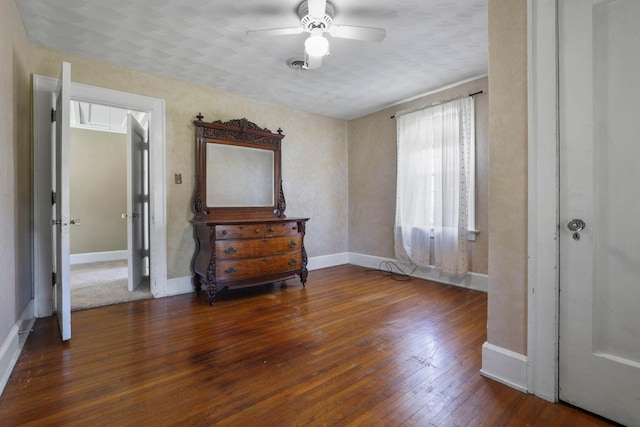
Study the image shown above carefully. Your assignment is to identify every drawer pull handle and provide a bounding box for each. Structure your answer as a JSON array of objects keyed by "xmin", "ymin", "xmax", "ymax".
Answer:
[
  {"xmin": 221, "ymin": 230, "xmax": 228, "ymax": 235},
  {"xmin": 224, "ymin": 246, "xmax": 237, "ymax": 255},
  {"xmin": 269, "ymin": 227, "xmax": 275, "ymax": 232},
  {"xmin": 288, "ymin": 259, "xmax": 297, "ymax": 266},
  {"xmin": 288, "ymin": 241, "xmax": 297, "ymax": 248},
  {"xmin": 255, "ymin": 228, "xmax": 261, "ymax": 233},
  {"xmin": 225, "ymin": 267, "xmax": 237, "ymax": 275}
]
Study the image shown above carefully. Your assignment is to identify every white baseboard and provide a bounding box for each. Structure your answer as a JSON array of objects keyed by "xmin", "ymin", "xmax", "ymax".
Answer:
[
  {"xmin": 348, "ymin": 253, "xmax": 489, "ymax": 293},
  {"xmin": 307, "ymin": 252, "xmax": 349, "ymax": 271},
  {"xmin": 0, "ymin": 300, "xmax": 35, "ymax": 397},
  {"xmin": 163, "ymin": 253, "xmax": 351, "ymax": 297},
  {"xmin": 480, "ymin": 342, "xmax": 528, "ymax": 393},
  {"xmin": 164, "ymin": 252, "xmax": 488, "ymax": 298},
  {"xmin": 70, "ymin": 250, "xmax": 128, "ymax": 265},
  {"xmin": 166, "ymin": 276, "xmax": 195, "ymax": 297}
]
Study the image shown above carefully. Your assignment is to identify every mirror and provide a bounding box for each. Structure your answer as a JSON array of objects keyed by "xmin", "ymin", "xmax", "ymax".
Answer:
[
  {"xmin": 206, "ymin": 143, "xmax": 274, "ymax": 207},
  {"xmin": 193, "ymin": 116, "xmax": 285, "ymax": 220}
]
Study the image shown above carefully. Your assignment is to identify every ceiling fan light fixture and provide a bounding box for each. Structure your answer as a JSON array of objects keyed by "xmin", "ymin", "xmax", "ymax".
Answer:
[
  {"xmin": 246, "ymin": 0, "xmax": 385, "ymax": 70},
  {"xmin": 305, "ymin": 34, "xmax": 329, "ymax": 57}
]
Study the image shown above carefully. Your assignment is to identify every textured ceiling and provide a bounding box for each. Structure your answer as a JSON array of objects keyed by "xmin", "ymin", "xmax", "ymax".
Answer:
[{"xmin": 16, "ymin": 0, "xmax": 488, "ymax": 120}]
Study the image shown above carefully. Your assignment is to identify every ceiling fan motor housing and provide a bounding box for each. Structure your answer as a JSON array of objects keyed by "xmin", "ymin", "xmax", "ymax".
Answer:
[{"xmin": 298, "ymin": 0, "xmax": 334, "ymax": 31}]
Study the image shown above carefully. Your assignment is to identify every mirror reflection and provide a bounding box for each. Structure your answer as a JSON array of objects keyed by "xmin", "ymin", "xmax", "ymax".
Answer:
[{"xmin": 206, "ymin": 143, "xmax": 274, "ymax": 207}]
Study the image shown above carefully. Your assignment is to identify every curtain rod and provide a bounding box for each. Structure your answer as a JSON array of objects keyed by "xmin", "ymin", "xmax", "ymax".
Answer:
[{"xmin": 390, "ymin": 90, "xmax": 484, "ymax": 119}]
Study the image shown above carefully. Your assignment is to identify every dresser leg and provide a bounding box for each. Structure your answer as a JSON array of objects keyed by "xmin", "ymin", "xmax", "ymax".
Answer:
[
  {"xmin": 300, "ymin": 245, "xmax": 308, "ymax": 287},
  {"xmin": 300, "ymin": 268, "xmax": 308, "ymax": 287},
  {"xmin": 206, "ymin": 283, "xmax": 217, "ymax": 305},
  {"xmin": 194, "ymin": 276, "xmax": 202, "ymax": 292}
]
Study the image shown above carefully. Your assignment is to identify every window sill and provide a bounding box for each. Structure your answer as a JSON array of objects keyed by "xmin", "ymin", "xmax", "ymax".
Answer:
[{"xmin": 425, "ymin": 228, "xmax": 479, "ymax": 241}]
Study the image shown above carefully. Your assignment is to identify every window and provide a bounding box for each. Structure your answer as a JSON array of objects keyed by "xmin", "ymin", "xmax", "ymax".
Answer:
[{"xmin": 394, "ymin": 97, "xmax": 475, "ymax": 276}]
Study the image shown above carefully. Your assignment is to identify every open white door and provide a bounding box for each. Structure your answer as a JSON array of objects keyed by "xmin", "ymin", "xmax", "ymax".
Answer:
[
  {"xmin": 559, "ymin": 1, "xmax": 640, "ymax": 425},
  {"xmin": 127, "ymin": 114, "xmax": 146, "ymax": 291},
  {"xmin": 53, "ymin": 62, "xmax": 71, "ymax": 341}
]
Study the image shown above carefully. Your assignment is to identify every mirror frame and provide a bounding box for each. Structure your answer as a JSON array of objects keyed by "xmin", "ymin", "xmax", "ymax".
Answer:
[{"xmin": 192, "ymin": 115, "xmax": 286, "ymax": 220}]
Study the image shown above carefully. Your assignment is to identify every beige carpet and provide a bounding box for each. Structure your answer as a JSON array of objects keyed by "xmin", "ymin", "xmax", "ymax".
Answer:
[{"xmin": 71, "ymin": 260, "xmax": 152, "ymax": 311}]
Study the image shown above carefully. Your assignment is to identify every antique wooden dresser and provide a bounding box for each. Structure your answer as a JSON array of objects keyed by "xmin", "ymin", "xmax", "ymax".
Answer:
[{"xmin": 191, "ymin": 115, "xmax": 309, "ymax": 304}]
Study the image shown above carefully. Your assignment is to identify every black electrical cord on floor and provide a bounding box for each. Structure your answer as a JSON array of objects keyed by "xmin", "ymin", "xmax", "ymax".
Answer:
[{"xmin": 364, "ymin": 261, "xmax": 417, "ymax": 281}]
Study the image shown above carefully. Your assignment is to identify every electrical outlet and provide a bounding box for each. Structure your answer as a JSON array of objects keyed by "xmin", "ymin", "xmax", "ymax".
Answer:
[{"xmin": 175, "ymin": 173, "xmax": 182, "ymax": 184}]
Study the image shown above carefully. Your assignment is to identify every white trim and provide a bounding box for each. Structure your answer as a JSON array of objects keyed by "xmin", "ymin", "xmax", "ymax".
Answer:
[
  {"xmin": 68, "ymin": 83, "xmax": 168, "ymax": 299},
  {"xmin": 70, "ymin": 250, "xmax": 127, "ymax": 265},
  {"xmin": 165, "ymin": 252, "xmax": 488, "ymax": 297},
  {"xmin": 480, "ymin": 342, "xmax": 528, "ymax": 393},
  {"xmin": 0, "ymin": 301, "xmax": 35, "ymax": 397},
  {"xmin": 527, "ymin": 0, "xmax": 560, "ymax": 402},
  {"xmin": 164, "ymin": 253, "xmax": 352, "ymax": 297},
  {"xmin": 307, "ymin": 252, "xmax": 349, "ymax": 271},
  {"xmin": 32, "ymin": 75, "xmax": 58, "ymax": 318},
  {"xmin": 349, "ymin": 253, "xmax": 488, "ymax": 293},
  {"xmin": 33, "ymin": 74, "xmax": 168, "ymax": 317},
  {"xmin": 166, "ymin": 276, "xmax": 194, "ymax": 297}
]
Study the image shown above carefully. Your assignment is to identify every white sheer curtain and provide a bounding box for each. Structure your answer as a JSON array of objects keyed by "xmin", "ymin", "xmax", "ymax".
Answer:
[{"xmin": 394, "ymin": 97, "xmax": 474, "ymax": 276}]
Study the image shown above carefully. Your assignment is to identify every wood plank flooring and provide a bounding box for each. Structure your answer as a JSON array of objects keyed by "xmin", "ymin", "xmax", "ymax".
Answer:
[{"xmin": 0, "ymin": 265, "xmax": 616, "ymax": 426}]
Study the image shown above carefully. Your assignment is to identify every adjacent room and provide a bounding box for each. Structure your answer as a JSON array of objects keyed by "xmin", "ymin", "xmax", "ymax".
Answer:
[
  {"xmin": 1, "ymin": 0, "xmax": 638, "ymax": 425},
  {"xmin": 68, "ymin": 101, "xmax": 152, "ymax": 310}
]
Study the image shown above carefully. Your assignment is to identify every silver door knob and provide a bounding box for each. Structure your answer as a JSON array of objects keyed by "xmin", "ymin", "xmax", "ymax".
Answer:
[{"xmin": 567, "ymin": 219, "xmax": 586, "ymax": 232}]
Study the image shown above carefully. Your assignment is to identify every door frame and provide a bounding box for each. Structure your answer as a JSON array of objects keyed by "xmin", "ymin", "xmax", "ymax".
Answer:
[
  {"xmin": 527, "ymin": 0, "xmax": 560, "ymax": 402},
  {"xmin": 33, "ymin": 75, "xmax": 167, "ymax": 317}
]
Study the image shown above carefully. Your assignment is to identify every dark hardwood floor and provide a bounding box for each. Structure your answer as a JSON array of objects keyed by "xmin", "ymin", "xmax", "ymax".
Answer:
[{"xmin": 0, "ymin": 265, "xmax": 615, "ymax": 426}]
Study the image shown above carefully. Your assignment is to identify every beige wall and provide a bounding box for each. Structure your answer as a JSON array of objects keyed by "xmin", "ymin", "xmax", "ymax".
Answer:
[
  {"xmin": 487, "ymin": 0, "xmax": 528, "ymax": 354},
  {"xmin": 348, "ymin": 77, "xmax": 489, "ymax": 275},
  {"xmin": 30, "ymin": 47, "xmax": 349, "ymax": 279},
  {"xmin": 0, "ymin": 0, "xmax": 32, "ymax": 342},
  {"xmin": 69, "ymin": 128, "xmax": 127, "ymax": 254}
]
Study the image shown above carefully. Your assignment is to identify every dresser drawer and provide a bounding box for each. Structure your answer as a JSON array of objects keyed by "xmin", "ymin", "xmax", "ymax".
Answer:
[
  {"xmin": 216, "ymin": 252, "xmax": 302, "ymax": 281},
  {"xmin": 215, "ymin": 235, "xmax": 303, "ymax": 260},
  {"xmin": 215, "ymin": 224, "xmax": 265, "ymax": 240},
  {"xmin": 265, "ymin": 221, "xmax": 300, "ymax": 237}
]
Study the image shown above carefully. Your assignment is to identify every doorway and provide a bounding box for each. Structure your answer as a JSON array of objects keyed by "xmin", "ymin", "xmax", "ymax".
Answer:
[
  {"xmin": 32, "ymin": 74, "xmax": 167, "ymax": 319},
  {"xmin": 68, "ymin": 101, "xmax": 152, "ymax": 310}
]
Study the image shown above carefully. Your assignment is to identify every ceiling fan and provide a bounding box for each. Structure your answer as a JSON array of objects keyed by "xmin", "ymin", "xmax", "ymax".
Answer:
[{"xmin": 246, "ymin": 0, "xmax": 386, "ymax": 70}]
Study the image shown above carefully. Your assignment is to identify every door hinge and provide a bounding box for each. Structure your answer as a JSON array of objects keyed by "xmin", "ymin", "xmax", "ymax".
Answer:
[
  {"xmin": 51, "ymin": 191, "xmax": 56, "ymax": 205},
  {"xmin": 51, "ymin": 108, "xmax": 56, "ymax": 123},
  {"xmin": 52, "ymin": 271, "xmax": 57, "ymax": 286}
]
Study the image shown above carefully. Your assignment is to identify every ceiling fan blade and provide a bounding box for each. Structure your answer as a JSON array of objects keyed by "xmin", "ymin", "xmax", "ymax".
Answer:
[
  {"xmin": 328, "ymin": 25, "xmax": 386, "ymax": 42},
  {"xmin": 246, "ymin": 27, "xmax": 303, "ymax": 37},
  {"xmin": 308, "ymin": 0, "xmax": 327, "ymax": 19},
  {"xmin": 306, "ymin": 54, "xmax": 323, "ymax": 70}
]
